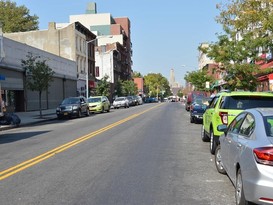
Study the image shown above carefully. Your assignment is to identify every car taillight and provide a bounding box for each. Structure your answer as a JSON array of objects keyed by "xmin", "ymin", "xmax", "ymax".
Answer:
[
  {"xmin": 219, "ymin": 112, "xmax": 228, "ymax": 125},
  {"xmin": 253, "ymin": 147, "xmax": 273, "ymax": 166}
]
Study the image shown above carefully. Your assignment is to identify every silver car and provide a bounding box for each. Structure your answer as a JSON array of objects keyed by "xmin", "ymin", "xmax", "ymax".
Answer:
[
  {"xmin": 215, "ymin": 108, "xmax": 273, "ymax": 205},
  {"xmin": 113, "ymin": 97, "xmax": 129, "ymax": 109}
]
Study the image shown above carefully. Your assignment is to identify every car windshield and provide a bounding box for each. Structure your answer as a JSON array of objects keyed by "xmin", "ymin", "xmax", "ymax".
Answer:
[
  {"xmin": 115, "ymin": 98, "xmax": 125, "ymax": 101},
  {"xmin": 193, "ymin": 97, "xmax": 210, "ymax": 106},
  {"xmin": 88, "ymin": 98, "xmax": 101, "ymax": 103},
  {"xmin": 222, "ymin": 96, "xmax": 273, "ymax": 109},
  {"xmin": 61, "ymin": 98, "xmax": 80, "ymax": 104}
]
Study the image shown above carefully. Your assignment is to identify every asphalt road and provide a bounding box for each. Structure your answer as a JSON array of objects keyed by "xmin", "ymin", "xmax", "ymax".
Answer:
[{"xmin": 0, "ymin": 102, "xmax": 235, "ymax": 205}]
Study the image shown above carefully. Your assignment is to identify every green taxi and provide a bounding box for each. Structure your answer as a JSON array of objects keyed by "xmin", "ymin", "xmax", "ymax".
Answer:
[{"xmin": 202, "ymin": 91, "xmax": 273, "ymax": 154}]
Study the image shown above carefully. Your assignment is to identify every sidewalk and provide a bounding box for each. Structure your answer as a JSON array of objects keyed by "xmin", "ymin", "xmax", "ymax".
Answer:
[{"xmin": 0, "ymin": 109, "xmax": 57, "ymax": 131}]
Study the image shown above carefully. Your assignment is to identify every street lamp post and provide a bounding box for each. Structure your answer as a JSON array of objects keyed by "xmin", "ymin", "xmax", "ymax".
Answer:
[{"xmin": 85, "ymin": 35, "xmax": 112, "ymax": 98}]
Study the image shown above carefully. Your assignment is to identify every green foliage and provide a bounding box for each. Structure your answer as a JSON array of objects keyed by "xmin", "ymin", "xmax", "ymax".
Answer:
[
  {"xmin": 200, "ymin": 0, "xmax": 273, "ymax": 91},
  {"xmin": 95, "ymin": 75, "xmax": 110, "ymax": 97},
  {"xmin": 132, "ymin": 71, "xmax": 143, "ymax": 78},
  {"xmin": 21, "ymin": 52, "xmax": 54, "ymax": 117},
  {"xmin": 21, "ymin": 52, "xmax": 54, "ymax": 92},
  {"xmin": 177, "ymin": 89, "xmax": 183, "ymax": 98},
  {"xmin": 224, "ymin": 64, "xmax": 260, "ymax": 91},
  {"xmin": 144, "ymin": 73, "xmax": 171, "ymax": 97},
  {"xmin": 122, "ymin": 80, "xmax": 138, "ymax": 96},
  {"xmin": 184, "ymin": 69, "xmax": 214, "ymax": 91},
  {"xmin": 0, "ymin": 0, "xmax": 39, "ymax": 32}
]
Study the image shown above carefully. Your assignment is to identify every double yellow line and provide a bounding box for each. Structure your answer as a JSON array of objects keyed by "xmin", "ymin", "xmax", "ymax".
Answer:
[{"xmin": 0, "ymin": 104, "xmax": 163, "ymax": 181}]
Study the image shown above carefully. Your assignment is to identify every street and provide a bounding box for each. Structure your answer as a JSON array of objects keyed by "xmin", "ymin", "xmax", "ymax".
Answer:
[{"xmin": 0, "ymin": 102, "xmax": 235, "ymax": 205}]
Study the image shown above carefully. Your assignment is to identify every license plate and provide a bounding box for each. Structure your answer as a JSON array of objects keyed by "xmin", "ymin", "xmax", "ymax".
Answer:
[{"xmin": 64, "ymin": 112, "xmax": 68, "ymax": 116}]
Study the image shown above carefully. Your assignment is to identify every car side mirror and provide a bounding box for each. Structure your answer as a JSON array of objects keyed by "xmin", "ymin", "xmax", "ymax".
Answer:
[{"xmin": 217, "ymin": 124, "xmax": 228, "ymax": 135}]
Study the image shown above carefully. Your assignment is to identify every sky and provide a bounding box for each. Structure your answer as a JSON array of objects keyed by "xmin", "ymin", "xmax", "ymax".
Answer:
[{"xmin": 14, "ymin": 0, "xmax": 224, "ymax": 86}]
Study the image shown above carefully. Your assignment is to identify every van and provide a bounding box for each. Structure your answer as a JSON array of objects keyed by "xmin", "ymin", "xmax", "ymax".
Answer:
[{"xmin": 185, "ymin": 91, "xmax": 207, "ymax": 111}]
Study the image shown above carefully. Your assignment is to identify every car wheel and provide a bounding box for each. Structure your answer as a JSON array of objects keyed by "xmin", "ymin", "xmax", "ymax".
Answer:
[
  {"xmin": 78, "ymin": 110, "xmax": 82, "ymax": 118},
  {"xmin": 86, "ymin": 109, "xmax": 90, "ymax": 116},
  {"xmin": 57, "ymin": 115, "xmax": 62, "ymax": 120},
  {"xmin": 236, "ymin": 169, "xmax": 249, "ymax": 205},
  {"xmin": 215, "ymin": 145, "xmax": 226, "ymax": 174},
  {"xmin": 201, "ymin": 125, "xmax": 210, "ymax": 142},
  {"xmin": 101, "ymin": 107, "xmax": 104, "ymax": 113},
  {"xmin": 194, "ymin": 117, "xmax": 198, "ymax": 124},
  {"xmin": 190, "ymin": 116, "xmax": 194, "ymax": 123},
  {"xmin": 210, "ymin": 129, "xmax": 218, "ymax": 155},
  {"xmin": 107, "ymin": 106, "xmax": 110, "ymax": 112}
]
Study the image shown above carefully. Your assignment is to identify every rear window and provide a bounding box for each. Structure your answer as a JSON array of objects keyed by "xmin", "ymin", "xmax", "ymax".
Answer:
[{"xmin": 221, "ymin": 96, "xmax": 273, "ymax": 109}]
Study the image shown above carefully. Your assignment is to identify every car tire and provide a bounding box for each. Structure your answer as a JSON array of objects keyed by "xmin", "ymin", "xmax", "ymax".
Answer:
[
  {"xmin": 210, "ymin": 129, "xmax": 218, "ymax": 155},
  {"xmin": 215, "ymin": 145, "xmax": 226, "ymax": 174},
  {"xmin": 236, "ymin": 169, "xmax": 250, "ymax": 205},
  {"xmin": 101, "ymin": 107, "xmax": 104, "ymax": 113},
  {"xmin": 78, "ymin": 110, "xmax": 82, "ymax": 118},
  {"xmin": 201, "ymin": 125, "xmax": 210, "ymax": 142},
  {"xmin": 190, "ymin": 116, "xmax": 194, "ymax": 123},
  {"xmin": 86, "ymin": 109, "xmax": 90, "ymax": 116},
  {"xmin": 107, "ymin": 106, "xmax": 110, "ymax": 112}
]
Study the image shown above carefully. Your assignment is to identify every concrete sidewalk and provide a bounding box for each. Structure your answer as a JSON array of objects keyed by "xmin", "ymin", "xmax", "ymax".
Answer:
[{"xmin": 0, "ymin": 109, "xmax": 57, "ymax": 131}]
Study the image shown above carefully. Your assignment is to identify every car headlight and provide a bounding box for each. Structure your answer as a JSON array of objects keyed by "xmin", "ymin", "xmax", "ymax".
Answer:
[
  {"xmin": 72, "ymin": 105, "xmax": 79, "ymax": 110},
  {"xmin": 56, "ymin": 107, "xmax": 61, "ymax": 111}
]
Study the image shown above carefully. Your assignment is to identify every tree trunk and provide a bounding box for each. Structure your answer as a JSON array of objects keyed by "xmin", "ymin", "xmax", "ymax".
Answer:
[{"xmin": 39, "ymin": 91, "xmax": 42, "ymax": 118}]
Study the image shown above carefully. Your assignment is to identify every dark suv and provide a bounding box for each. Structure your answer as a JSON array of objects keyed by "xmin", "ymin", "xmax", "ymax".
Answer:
[
  {"xmin": 202, "ymin": 91, "xmax": 273, "ymax": 154},
  {"xmin": 56, "ymin": 96, "xmax": 90, "ymax": 119}
]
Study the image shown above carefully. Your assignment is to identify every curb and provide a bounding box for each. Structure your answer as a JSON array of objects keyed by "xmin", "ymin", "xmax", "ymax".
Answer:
[{"xmin": 0, "ymin": 117, "xmax": 57, "ymax": 131}]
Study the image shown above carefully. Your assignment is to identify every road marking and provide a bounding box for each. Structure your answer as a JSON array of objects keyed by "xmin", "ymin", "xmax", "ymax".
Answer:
[
  {"xmin": 205, "ymin": 179, "xmax": 226, "ymax": 183},
  {"xmin": 0, "ymin": 104, "xmax": 163, "ymax": 180}
]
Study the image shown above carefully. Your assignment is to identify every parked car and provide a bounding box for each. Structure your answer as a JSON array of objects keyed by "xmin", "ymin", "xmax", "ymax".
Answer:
[
  {"xmin": 185, "ymin": 91, "xmax": 207, "ymax": 111},
  {"xmin": 113, "ymin": 97, "xmax": 129, "ymax": 109},
  {"xmin": 202, "ymin": 91, "xmax": 273, "ymax": 154},
  {"xmin": 215, "ymin": 108, "xmax": 273, "ymax": 205},
  {"xmin": 136, "ymin": 96, "xmax": 143, "ymax": 105},
  {"xmin": 189, "ymin": 97, "xmax": 210, "ymax": 123},
  {"xmin": 56, "ymin": 96, "xmax": 90, "ymax": 119},
  {"xmin": 127, "ymin": 96, "xmax": 136, "ymax": 106},
  {"xmin": 88, "ymin": 96, "xmax": 110, "ymax": 113}
]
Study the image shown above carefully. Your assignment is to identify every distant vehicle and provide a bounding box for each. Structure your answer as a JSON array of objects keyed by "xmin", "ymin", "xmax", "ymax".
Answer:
[
  {"xmin": 189, "ymin": 97, "xmax": 210, "ymax": 124},
  {"xmin": 113, "ymin": 97, "xmax": 129, "ymax": 109},
  {"xmin": 126, "ymin": 96, "xmax": 136, "ymax": 106},
  {"xmin": 202, "ymin": 91, "xmax": 273, "ymax": 154},
  {"xmin": 56, "ymin": 96, "xmax": 90, "ymax": 119},
  {"xmin": 88, "ymin": 96, "xmax": 110, "ymax": 113},
  {"xmin": 136, "ymin": 96, "xmax": 143, "ymax": 105},
  {"xmin": 186, "ymin": 91, "xmax": 207, "ymax": 111},
  {"xmin": 145, "ymin": 97, "xmax": 157, "ymax": 103},
  {"xmin": 215, "ymin": 108, "xmax": 273, "ymax": 205}
]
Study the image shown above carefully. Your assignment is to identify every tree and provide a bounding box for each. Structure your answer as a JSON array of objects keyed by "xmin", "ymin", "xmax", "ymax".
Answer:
[
  {"xmin": 0, "ymin": 0, "xmax": 39, "ymax": 32},
  {"xmin": 144, "ymin": 73, "xmax": 171, "ymax": 97},
  {"xmin": 95, "ymin": 75, "xmax": 110, "ymax": 97},
  {"xmin": 200, "ymin": 0, "xmax": 273, "ymax": 91},
  {"xmin": 224, "ymin": 64, "xmax": 259, "ymax": 91},
  {"xmin": 184, "ymin": 69, "xmax": 214, "ymax": 91},
  {"xmin": 21, "ymin": 52, "xmax": 55, "ymax": 118},
  {"xmin": 132, "ymin": 71, "xmax": 143, "ymax": 78},
  {"xmin": 121, "ymin": 80, "xmax": 138, "ymax": 96}
]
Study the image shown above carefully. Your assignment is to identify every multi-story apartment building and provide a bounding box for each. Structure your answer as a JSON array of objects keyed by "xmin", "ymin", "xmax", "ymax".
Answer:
[
  {"xmin": 69, "ymin": 2, "xmax": 133, "ymax": 85},
  {"xmin": 0, "ymin": 28, "xmax": 77, "ymax": 112},
  {"xmin": 4, "ymin": 22, "xmax": 97, "ymax": 97}
]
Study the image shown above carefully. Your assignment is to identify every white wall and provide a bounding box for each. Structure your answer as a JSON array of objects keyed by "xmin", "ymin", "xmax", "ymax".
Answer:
[{"xmin": 1, "ymin": 37, "xmax": 77, "ymax": 79}]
